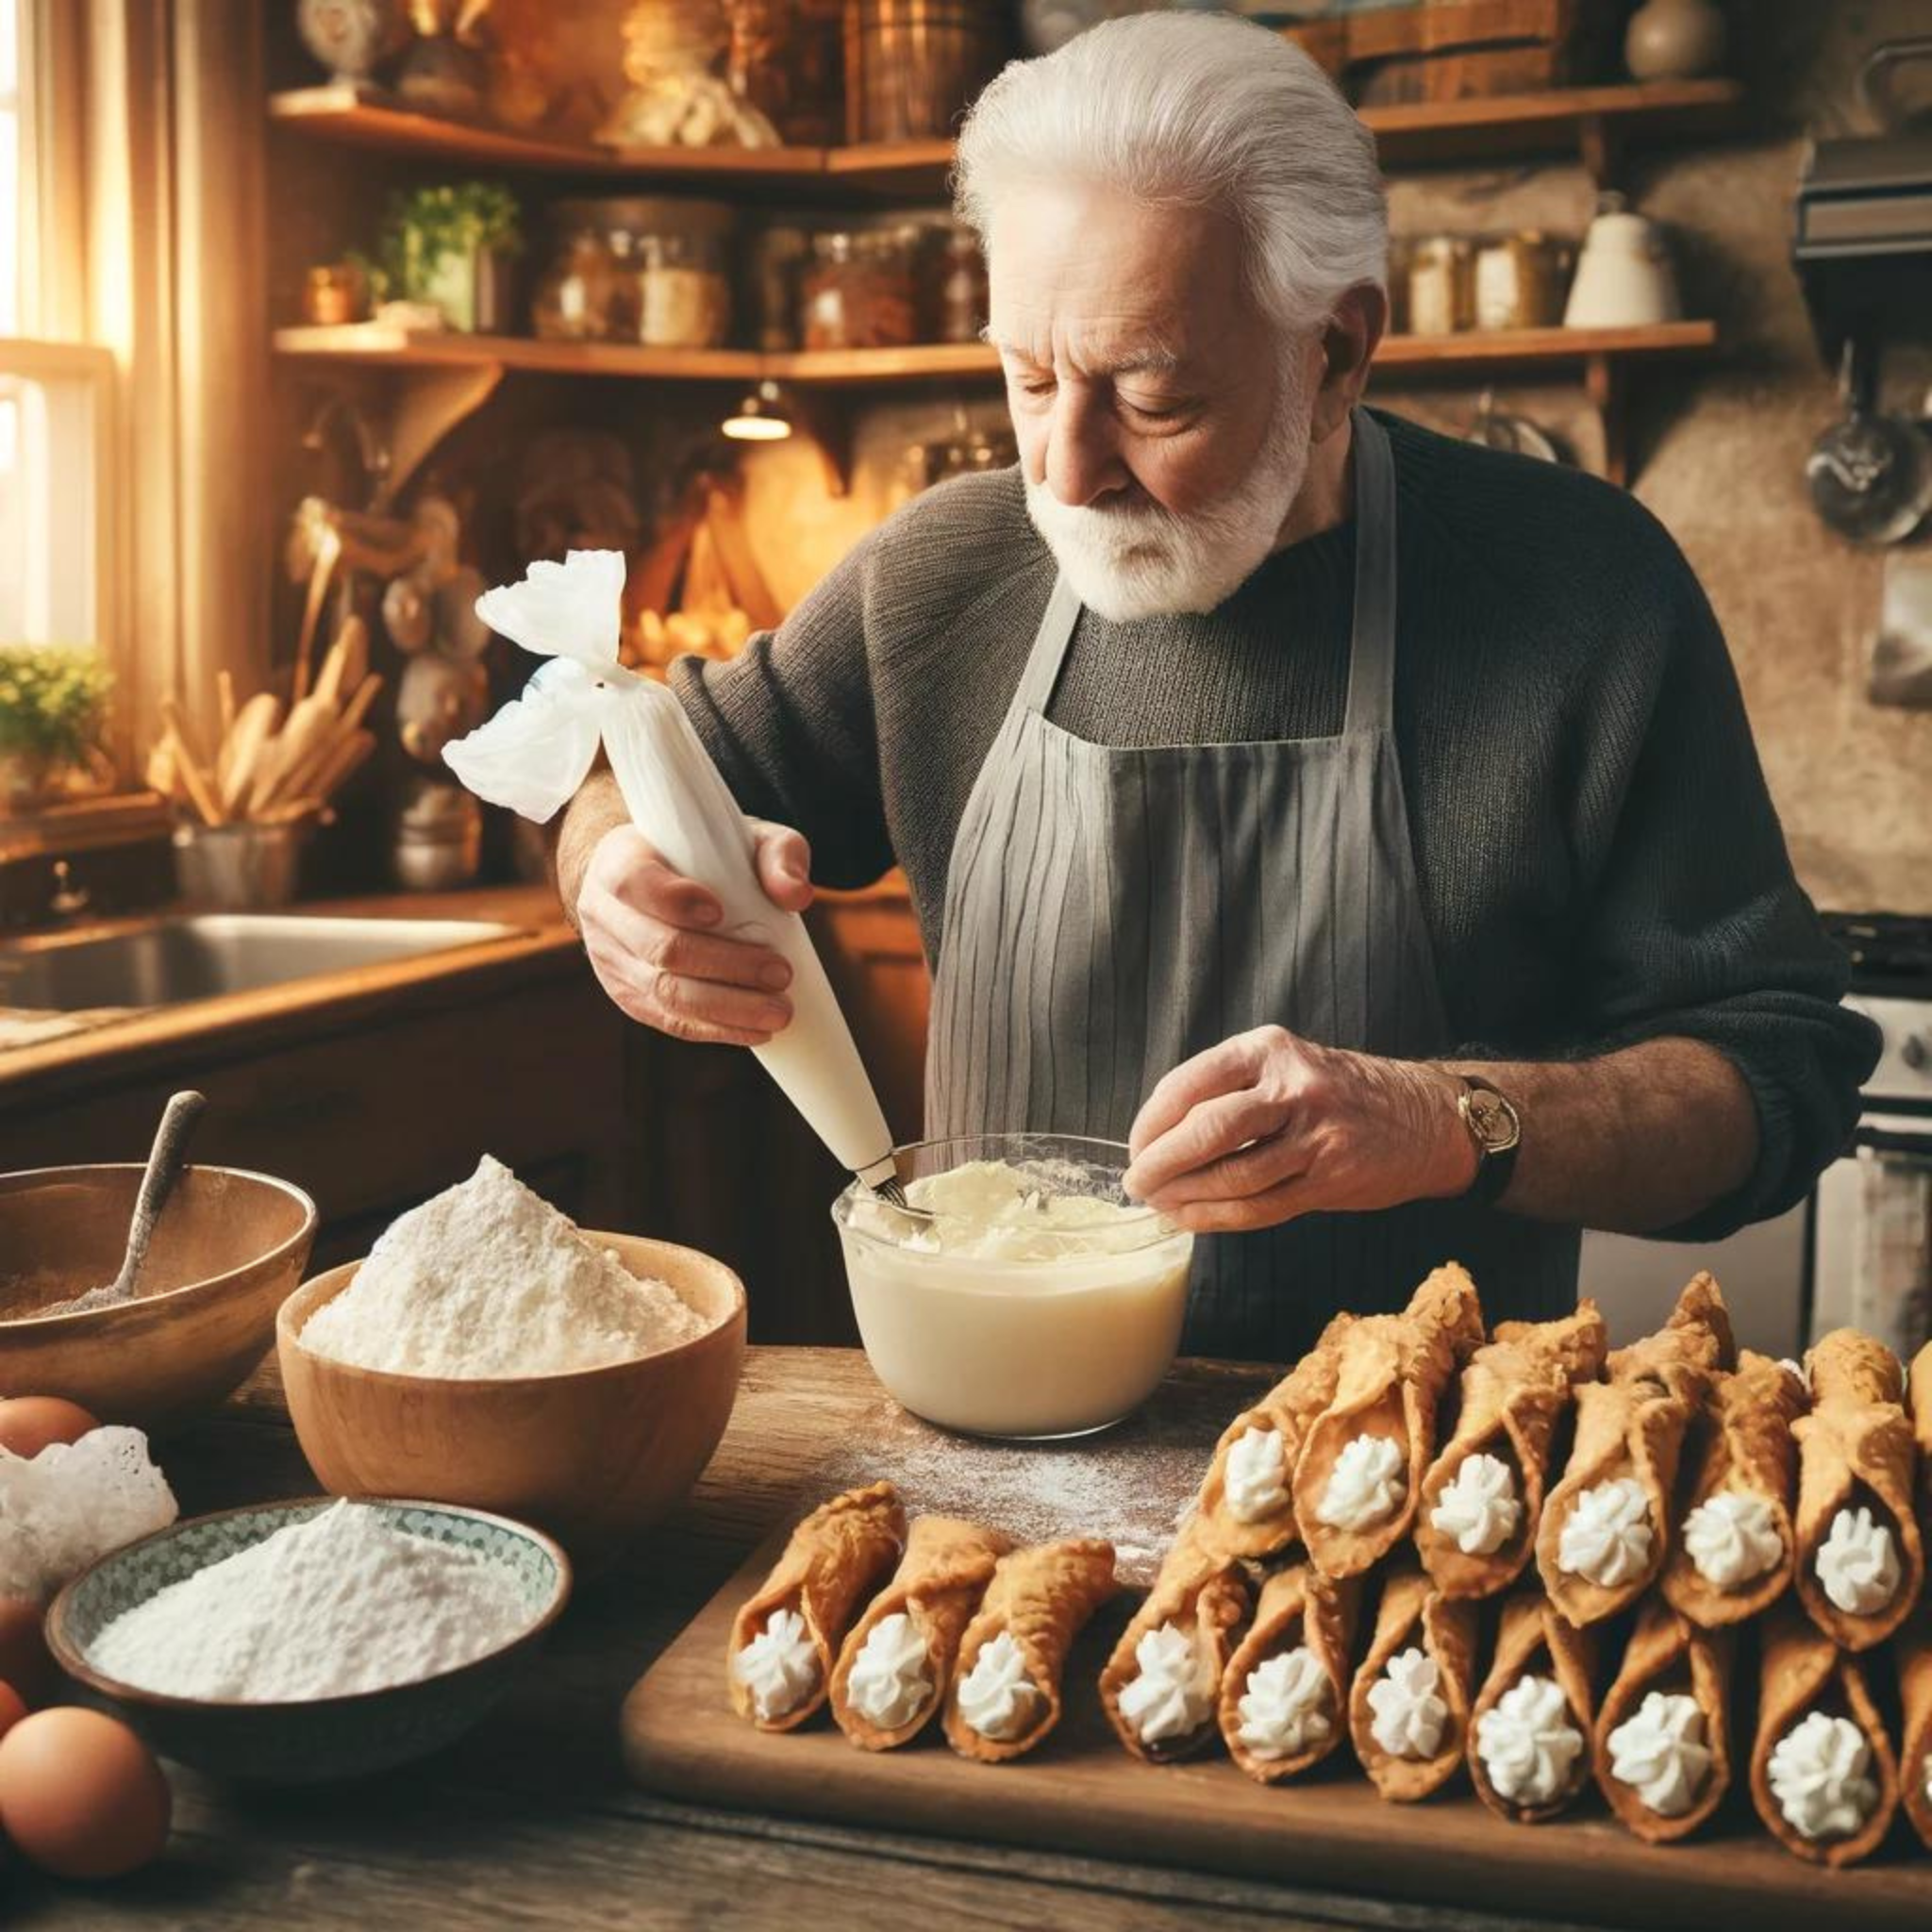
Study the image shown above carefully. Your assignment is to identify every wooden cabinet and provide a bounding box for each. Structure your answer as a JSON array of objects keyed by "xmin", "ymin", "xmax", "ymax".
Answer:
[{"xmin": 0, "ymin": 957, "xmax": 638, "ymax": 1274}]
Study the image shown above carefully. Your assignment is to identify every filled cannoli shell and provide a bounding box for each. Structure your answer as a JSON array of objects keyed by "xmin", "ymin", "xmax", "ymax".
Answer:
[
  {"xmin": 1099, "ymin": 1527, "xmax": 1253, "ymax": 1764},
  {"xmin": 1466, "ymin": 1587, "xmax": 1596, "ymax": 1823},
  {"xmin": 1895, "ymin": 1600, "xmax": 1932, "ymax": 1852},
  {"xmin": 1661, "ymin": 1351, "xmax": 1806, "ymax": 1628},
  {"xmin": 1535, "ymin": 1275, "xmax": 1730, "ymax": 1626},
  {"xmin": 1293, "ymin": 1264, "xmax": 1486, "ymax": 1580},
  {"xmin": 943, "ymin": 1538, "xmax": 1117, "ymax": 1764},
  {"xmin": 1791, "ymin": 1330, "xmax": 1924, "ymax": 1651},
  {"xmin": 1749, "ymin": 1597, "xmax": 1901, "ymax": 1867},
  {"xmin": 1347, "ymin": 1556, "xmax": 1480, "ymax": 1802},
  {"xmin": 1593, "ymin": 1594, "xmax": 1734, "ymax": 1843},
  {"xmin": 829, "ymin": 1515, "xmax": 1010, "ymax": 1750},
  {"xmin": 1416, "ymin": 1303, "xmax": 1608, "ymax": 1599},
  {"xmin": 1192, "ymin": 1314, "xmax": 1356, "ymax": 1561},
  {"xmin": 728, "ymin": 1482, "xmax": 907, "ymax": 1731},
  {"xmin": 1216, "ymin": 1562, "xmax": 1361, "ymax": 1782}
]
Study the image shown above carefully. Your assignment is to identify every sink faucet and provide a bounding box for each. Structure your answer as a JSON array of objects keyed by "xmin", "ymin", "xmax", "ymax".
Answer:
[{"xmin": 48, "ymin": 859, "xmax": 90, "ymax": 923}]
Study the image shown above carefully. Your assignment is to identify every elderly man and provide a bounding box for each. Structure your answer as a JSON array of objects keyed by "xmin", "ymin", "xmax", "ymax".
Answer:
[{"xmin": 554, "ymin": 14, "xmax": 1875, "ymax": 1357}]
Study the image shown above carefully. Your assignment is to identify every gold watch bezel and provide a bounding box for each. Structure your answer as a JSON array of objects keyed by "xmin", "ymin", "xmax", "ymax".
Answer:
[{"xmin": 1458, "ymin": 1082, "xmax": 1521, "ymax": 1155}]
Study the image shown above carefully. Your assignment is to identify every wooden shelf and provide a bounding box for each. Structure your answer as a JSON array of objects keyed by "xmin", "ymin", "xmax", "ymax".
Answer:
[
  {"xmin": 269, "ymin": 78, "xmax": 1744, "ymax": 195},
  {"xmin": 275, "ymin": 322, "xmax": 1715, "ymax": 386}
]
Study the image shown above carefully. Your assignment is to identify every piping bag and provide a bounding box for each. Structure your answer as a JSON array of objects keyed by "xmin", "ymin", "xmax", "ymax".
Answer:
[{"xmin": 442, "ymin": 550, "xmax": 901, "ymax": 1196}]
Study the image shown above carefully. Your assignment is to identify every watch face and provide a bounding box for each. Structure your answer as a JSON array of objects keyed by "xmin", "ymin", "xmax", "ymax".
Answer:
[{"xmin": 1467, "ymin": 1089, "xmax": 1521, "ymax": 1153}]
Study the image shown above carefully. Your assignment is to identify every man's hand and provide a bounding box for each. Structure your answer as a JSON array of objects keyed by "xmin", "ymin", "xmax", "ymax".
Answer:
[
  {"xmin": 1122, "ymin": 1025, "xmax": 1476, "ymax": 1234},
  {"xmin": 575, "ymin": 818, "xmax": 813, "ymax": 1047}
]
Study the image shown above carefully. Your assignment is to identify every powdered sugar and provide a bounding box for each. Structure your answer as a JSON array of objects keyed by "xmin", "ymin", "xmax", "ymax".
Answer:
[
  {"xmin": 812, "ymin": 1363, "xmax": 1268, "ymax": 1586},
  {"xmin": 0, "ymin": 1427, "xmax": 178, "ymax": 1600},
  {"xmin": 90, "ymin": 1500, "xmax": 537, "ymax": 1702},
  {"xmin": 299, "ymin": 1155, "xmax": 703, "ymax": 1377}
]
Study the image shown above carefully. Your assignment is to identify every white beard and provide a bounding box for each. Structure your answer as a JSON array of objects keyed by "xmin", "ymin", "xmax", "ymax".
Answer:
[{"xmin": 1023, "ymin": 369, "xmax": 1315, "ymax": 622}]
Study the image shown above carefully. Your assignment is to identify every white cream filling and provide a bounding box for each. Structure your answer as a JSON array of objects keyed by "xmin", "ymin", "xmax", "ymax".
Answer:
[
  {"xmin": 844, "ymin": 1610, "xmax": 934, "ymax": 1731},
  {"xmin": 1366, "ymin": 1646, "xmax": 1447, "ymax": 1760},
  {"xmin": 1233, "ymin": 1646, "xmax": 1332, "ymax": 1761},
  {"xmin": 1607, "ymin": 1690, "xmax": 1712, "ymax": 1818},
  {"xmin": 1428, "ymin": 1452, "xmax": 1522, "ymax": 1557},
  {"xmin": 1681, "ymin": 1489, "xmax": 1783, "ymax": 1591},
  {"xmin": 1474, "ymin": 1674, "xmax": 1584, "ymax": 1808},
  {"xmin": 955, "ymin": 1630, "xmax": 1041, "ymax": 1743},
  {"xmin": 1117, "ymin": 1620, "xmax": 1216, "ymax": 1747},
  {"xmin": 1224, "ymin": 1425, "xmax": 1290, "ymax": 1524},
  {"xmin": 1767, "ymin": 1710, "xmax": 1879, "ymax": 1842},
  {"xmin": 1316, "ymin": 1433, "xmax": 1407, "ymax": 1533},
  {"xmin": 1815, "ymin": 1505, "xmax": 1902, "ymax": 1617},
  {"xmin": 1557, "ymin": 1476, "xmax": 1653, "ymax": 1588},
  {"xmin": 733, "ymin": 1607, "xmax": 819, "ymax": 1722}
]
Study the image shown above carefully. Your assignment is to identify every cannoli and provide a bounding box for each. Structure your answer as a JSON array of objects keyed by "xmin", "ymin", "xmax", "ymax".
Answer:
[
  {"xmin": 1535, "ymin": 1274, "xmax": 1733, "ymax": 1626},
  {"xmin": 1594, "ymin": 1595, "xmax": 1734, "ymax": 1843},
  {"xmin": 1099, "ymin": 1526, "xmax": 1253, "ymax": 1763},
  {"xmin": 1217, "ymin": 1562, "xmax": 1361, "ymax": 1782},
  {"xmin": 1416, "ymin": 1302, "xmax": 1608, "ymax": 1600},
  {"xmin": 1292, "ymin": 1265, "xmax": 1486, "ymax": 1580},
  {"xmin": 828, "ymin": 1515, "xmax": 1010, "ymax": 1750},
  {"xmin": 1192, "ymin": 1313, "xmax": 1357, "ymax": 1561},
  {"xmin": 943, "ymin": 1538, "xmax": 1117, "ymax": 1764},
  {"xmin": 1749, "ymin": 1596, "xmax": 1900, "ymax": 1866},
  {"xmin": 727, "ymin": 1482, "xmax": 906, "ymax": 1731},
  {"xmin": 1899, "ymin": 1600, "xmax": 1932, "ymax": 1853},
  {"xmin": 1791, "ymin": 1329, "xmax": 1924, "ymax": 1651},
  {"xmin": 1661, "ymin": 1351, "xmax": 1807, "ymax": 1628},
  {"xmin": 1467, "ymin": 1587, "xmax": 1596, "ymax": 1824},
  {"xmin": 1347, "ymin": 1554, "xmax": 1480, "ymax": 1802}
]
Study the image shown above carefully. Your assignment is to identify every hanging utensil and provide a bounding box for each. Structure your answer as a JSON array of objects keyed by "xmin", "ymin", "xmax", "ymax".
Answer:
[{"xmin": 1807, "ymin": 341, "xmax": 1932, "ymax": 546}]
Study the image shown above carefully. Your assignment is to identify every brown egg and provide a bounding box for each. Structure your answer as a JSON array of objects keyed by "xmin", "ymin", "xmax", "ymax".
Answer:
[
  {"xmin": 0, "ymin": 1682, "xmax": 23, "ymax": 1743},
  {"xmin": 0, "ymin": 1396, "xmax": 99, "ymax": 1458},
  {"xmin": 0, "ymin": 1708, "xmax": 171, "ymax": 1880},
  {"xmin": 0, "ymin": 1597, "xmax": 55, "ymax": 1708}
]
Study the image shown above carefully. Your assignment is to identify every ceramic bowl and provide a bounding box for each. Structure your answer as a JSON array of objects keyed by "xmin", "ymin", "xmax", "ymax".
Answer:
[
  {"xmin": 0, "ymin": 1165, "xmax": 319, "ymax": 1429},
  {"xmin": 46, "ymin": 1495, "xmax": 570, "ymax": 1783},
  {"xmin": 276, "ymin": 1234, "xmax": 746, "ymax": 1568}
]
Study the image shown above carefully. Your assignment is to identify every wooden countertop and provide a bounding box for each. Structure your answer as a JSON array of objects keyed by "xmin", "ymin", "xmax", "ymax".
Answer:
[
  {"xmin": 0, "ymin": 884, "xmax": 581, "ymax": 1108},
  {"xmin": 7, "ymin": 1348, "xmax": 1570, "ymax": 1932}
]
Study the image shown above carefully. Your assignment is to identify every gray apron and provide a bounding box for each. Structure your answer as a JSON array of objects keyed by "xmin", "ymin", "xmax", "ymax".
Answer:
[{"xmin": 924, "ymin": 408, "xmax": 1578, "ymax": 1360}]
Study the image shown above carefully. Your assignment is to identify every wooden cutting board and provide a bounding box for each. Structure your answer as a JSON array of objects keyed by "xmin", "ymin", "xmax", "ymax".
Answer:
[{"xmin": 625, "ymin": 1536, "xmax": 1932, "ymax": 1932}]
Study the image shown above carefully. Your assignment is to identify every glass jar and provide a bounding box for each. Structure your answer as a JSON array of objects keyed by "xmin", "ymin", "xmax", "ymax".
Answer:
[
  {"xmin": 1473, "ymin": 230, "xmax": 1564, "ymax": 332},
  {"xmin": 532, "ymin": 223, "xmax": 615, "ymax": 341},
  {"xmin": 1406, "ymin": 235, "xmax": 1472, "ymax": 338},
  {"xmin": 800, "ymin": 228, "xmax": 917, "ymax": 351},
  {"xmin": 936, "ymin": 224, "xmax": 987, "ymax": 344},
  {"xmin": 638, "ymin": 230, "xmax": 732, "ymax": 348}
]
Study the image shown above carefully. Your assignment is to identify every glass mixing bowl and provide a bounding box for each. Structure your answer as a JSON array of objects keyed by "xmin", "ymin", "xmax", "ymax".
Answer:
[{"xmin": 830, "ymin": 1132, "xmax": 1194, "ymax": 1441}]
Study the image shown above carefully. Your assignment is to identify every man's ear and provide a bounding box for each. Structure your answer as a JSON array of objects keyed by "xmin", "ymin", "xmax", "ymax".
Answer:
[{"xmin": 1310, "ymin": 283, "xmax": 1389, "ymax": 441}]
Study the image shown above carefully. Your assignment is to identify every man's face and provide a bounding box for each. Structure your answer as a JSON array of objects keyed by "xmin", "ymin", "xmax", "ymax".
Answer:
[{"xmin": 988, "ymin": 184, "xmax": 1320, "ymax": 621}]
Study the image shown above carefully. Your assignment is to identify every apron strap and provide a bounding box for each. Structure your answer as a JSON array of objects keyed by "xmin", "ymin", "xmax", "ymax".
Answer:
[
  {"xmin": 1016, "ymin": 572, "xmax": 1084, "ymax": 717},
  {"xmin": 1342, "ymin": 407, "xmax": 1399, "ymax": 740}
]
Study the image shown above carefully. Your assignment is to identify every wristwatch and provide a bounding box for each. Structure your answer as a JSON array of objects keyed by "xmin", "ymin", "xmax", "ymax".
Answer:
[{"xmin": 1457, "ymin": 1075, "xmax": 1521, "ymax": 1206}]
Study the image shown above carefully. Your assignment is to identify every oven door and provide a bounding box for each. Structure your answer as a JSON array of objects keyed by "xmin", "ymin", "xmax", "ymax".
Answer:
[{"xmin": 1807, "ymin": 1108, "xmax": 1932, "ymax": 1357}]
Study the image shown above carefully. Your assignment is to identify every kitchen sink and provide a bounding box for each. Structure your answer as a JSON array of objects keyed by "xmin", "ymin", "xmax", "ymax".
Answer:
[{"xmin": 0, "ymin": 914, "xmax": 519, "ymax": 1014}]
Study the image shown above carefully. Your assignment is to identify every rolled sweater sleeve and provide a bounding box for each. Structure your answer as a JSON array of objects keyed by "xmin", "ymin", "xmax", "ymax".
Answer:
[
  {"xmin": 1563, "ymin": 516, "xmax": 1879, "ymax": 1241},
  {"xmin": 668, "ymin": 528, "xmax": 895, "ymax": 891}
]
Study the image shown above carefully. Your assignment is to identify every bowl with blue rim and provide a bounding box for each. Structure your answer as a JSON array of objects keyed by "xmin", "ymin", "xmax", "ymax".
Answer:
[{"xmin": 46, "ymin": 1494, "xmax": 571, "ymax": 1782}]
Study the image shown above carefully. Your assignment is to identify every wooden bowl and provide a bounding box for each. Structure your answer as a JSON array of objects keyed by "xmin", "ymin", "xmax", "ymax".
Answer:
[
  {"xmin": 0, "ymin": 1165, "xmax": 319, "ymax": 1429},
  {"xmin": 47, "ymin": 1495, "xmax": 570, "ymax": 1783},
  {"xmin": 277, "ymin": 1235, "xmax": 746, "ymax": 1567}
]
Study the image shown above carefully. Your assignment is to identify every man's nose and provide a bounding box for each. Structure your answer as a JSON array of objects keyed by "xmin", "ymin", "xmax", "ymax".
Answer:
[{"xmin": 1043, "ymin": 391, "xmax": 1129, "ymax": 508}]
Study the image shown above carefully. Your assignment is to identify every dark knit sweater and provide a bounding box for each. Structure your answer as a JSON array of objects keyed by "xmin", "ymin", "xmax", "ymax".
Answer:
[{"xmin": 673, "ymin": 408, "xmax": 1878, "ymax": 1241}]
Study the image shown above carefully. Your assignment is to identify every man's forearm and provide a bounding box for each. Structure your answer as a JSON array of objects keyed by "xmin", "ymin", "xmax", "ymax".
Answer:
[
  {"xmin": 1444, "ymin": 1037, "xmax": 1759, "ymax": 1236},
  {"xmin": 550, "ymin": 769, "xmax": 626, "ymax": 931}
]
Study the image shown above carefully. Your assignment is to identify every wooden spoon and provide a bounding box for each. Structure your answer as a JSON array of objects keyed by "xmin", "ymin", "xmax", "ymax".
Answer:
[
  {"xmin": 219, "ymin": 692, "xmax": 285, "ymax": 817},
  {"xmin": 104, "ymin": 1091, "xmax": 208, "ymax": 1306}
]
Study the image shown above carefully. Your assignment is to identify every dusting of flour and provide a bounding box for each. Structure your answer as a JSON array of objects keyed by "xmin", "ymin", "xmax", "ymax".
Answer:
[
  {"xmin": 90, "ymin": 1500, "xmax": 534, "ymax": 1701},
  {"xmin": 299, "ymin": 1155, "xmax": 702, "ymax": 1377}
]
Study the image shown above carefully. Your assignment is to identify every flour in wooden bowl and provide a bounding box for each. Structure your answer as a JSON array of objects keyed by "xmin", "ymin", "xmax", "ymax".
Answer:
[{"xmin": 299, "ymin": 1156, "xmax": 702, "ymax": 1378}]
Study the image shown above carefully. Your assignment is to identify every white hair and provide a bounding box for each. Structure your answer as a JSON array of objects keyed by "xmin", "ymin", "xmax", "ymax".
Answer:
[{"xmin": 954, "ymin": 12, "xmax": 1386, "ymax": 335}]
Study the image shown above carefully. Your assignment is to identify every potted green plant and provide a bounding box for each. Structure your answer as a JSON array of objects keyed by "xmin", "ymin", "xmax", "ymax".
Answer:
[
  {"xmin": 380, "ymin": 182, "xmax": 524, "ymax": 332},
  {"xmin": 0, "ymin": 645, "xmax": 113, "ymax": 812}
]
